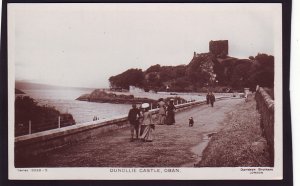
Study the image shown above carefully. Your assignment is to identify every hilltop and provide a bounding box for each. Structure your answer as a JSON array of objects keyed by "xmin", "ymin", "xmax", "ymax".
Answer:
[{"xmin": 109, "ymin": 40, "xmax": 274, "ymax": 92}]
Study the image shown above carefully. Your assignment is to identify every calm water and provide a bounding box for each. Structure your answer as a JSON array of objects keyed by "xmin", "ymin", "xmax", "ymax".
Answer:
[
  {"xmin": 22, "ymin": 89, "xmax": 132, "ymax": 123},
  {"xmin": 21, "ymin": 89, "xmax": 206, "ymax": 124}
]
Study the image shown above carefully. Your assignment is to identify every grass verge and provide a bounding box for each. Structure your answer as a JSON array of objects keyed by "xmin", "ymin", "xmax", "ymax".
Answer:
[{"xmin": 196, "ymin": 95, "xmax": 272, "ymax": 167}]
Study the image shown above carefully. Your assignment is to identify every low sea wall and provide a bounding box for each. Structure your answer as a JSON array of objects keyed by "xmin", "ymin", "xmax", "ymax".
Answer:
[
  {"xmin": 15, "ymin": 97, "xmax": 229, "ymax": 157},
  {"xmin": 255, "ymin": 87, "xmax": 274, "ymax": 164}
]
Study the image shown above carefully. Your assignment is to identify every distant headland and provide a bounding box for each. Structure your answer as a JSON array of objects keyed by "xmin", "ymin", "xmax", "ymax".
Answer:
[
  {"xmin": 76, "ymin": 89, "xmax": 187, "ymax": 105},
  {"xmin": 15, "ymin": 81, "xmax": 96, "ymax": 91}
]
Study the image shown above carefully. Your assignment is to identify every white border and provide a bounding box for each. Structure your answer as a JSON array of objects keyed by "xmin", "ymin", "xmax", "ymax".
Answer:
[
  {"xmin": 8, "ymin": 3, "xmax": 283, "ymax": 180},
  {"xmin": 291, "ymin": 0, "xmax": 300, "ymax": 185}
]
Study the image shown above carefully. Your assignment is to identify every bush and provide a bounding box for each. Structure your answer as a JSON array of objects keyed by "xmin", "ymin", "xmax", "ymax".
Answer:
[{"xmin": 15, "ymin": 96, "xmax": 75, "ymax": 136}]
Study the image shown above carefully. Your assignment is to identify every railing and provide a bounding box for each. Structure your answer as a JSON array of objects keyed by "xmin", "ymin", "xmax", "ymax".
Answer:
[
  {"xmin": 255, "ymin": 87, "xmax": 274, "ymax": 165},
  {"xmin": 15, "ymin": 115, "xmax": 76, "ymax": 137}
]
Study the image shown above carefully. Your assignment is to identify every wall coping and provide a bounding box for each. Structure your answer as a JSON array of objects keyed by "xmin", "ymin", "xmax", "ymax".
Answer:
[{"xmin": 258, "ymin": 87, "xmax": 274, "ymax": 110}]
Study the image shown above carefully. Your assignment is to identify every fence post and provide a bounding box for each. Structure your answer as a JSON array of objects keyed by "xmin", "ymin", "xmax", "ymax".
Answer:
[
  {"xmin": 150, "ymin": 103, "xmax": 152, "ymax": 110},
  {"xmin": 58, "ymin": 116, "xmax": 61, "ymax": 128},
  {"xmin": 177, "ymin": 100, "xmax": 179, "ymax": 105},
  {"xmin": 29, "ymin": 120, "xmax": 31, "ymax": 134}
]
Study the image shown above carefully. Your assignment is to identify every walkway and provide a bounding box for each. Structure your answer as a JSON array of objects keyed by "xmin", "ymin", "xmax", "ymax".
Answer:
[{"xmin": 20, "ymin": 99, "xmax": 244, "ymax": 167}]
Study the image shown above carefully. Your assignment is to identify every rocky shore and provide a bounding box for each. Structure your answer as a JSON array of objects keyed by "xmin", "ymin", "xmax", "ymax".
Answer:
[
  {"xmin": 76, "ymin": 89, "xmax": 187, "ymax": 105},
  {"xmin": 76, "ymin": 89, "xmax": 156, "ymax": 104}
]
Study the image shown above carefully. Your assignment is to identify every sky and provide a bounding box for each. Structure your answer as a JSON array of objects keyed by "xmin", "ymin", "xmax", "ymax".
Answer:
[{"xmin": 8, "ymin": 3, "xmax": 281, "ymax": 88}]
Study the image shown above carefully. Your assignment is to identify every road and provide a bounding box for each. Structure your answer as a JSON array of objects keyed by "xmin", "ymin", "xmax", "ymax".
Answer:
[{"xmin": 17, "ymin": 98, "xmax": 244, "ymax": 167}]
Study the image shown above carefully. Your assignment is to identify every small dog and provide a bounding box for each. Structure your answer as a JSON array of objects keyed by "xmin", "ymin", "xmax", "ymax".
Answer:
[{"xmin": 189, "ymin": 117, "xmax": 194, "ymax": 127}]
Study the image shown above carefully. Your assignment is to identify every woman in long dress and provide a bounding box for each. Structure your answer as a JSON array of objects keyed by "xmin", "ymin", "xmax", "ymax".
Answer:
[
  {"xmin": 166, "ymin": 100, "xmax": 176, "ymax": 125},
  {"xmin": 158, "ymin": 98, "xmax": 166, "ymax": 125},
  {"xmin": 140, "ymin": 104, "xmax": 154, "ymax": 142}
]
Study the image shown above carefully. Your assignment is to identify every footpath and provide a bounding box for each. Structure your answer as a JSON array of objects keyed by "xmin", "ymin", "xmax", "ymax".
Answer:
[{"xmin": 18, "ymin": 99, "xmax": 243, "ymax": 167}]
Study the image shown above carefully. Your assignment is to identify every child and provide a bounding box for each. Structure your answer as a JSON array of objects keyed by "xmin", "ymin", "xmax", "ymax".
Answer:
[{"xmin": 189, "ymin": 117, "xmax": 194, "ymax": 127}]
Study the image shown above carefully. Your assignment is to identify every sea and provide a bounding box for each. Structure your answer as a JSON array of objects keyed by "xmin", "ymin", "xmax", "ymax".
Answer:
[{"xmin": 20, "ymin": 88, "xmax": 206, "ymax": 124}]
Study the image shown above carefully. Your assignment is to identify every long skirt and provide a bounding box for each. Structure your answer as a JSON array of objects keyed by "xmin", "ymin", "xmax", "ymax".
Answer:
[
  {"xmin": 140, "ymin": 125, "xmax": 154, "ymax": 142},
  {"xmin": 140, "ymin": 124, "xmax": 147, "ymax": 136},
  {"xmin": 166, "ymin": 111, "xmax": 175, "ymax": 125},
  {"xmin": 158, "ymin": 114, "xmax": 166, "ymax": 125}
]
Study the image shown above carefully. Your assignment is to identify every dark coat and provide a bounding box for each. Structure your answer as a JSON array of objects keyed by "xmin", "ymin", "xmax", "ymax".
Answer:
[
  {"xmin": 128, "ymin": 108, "xmax": 141, "ymax": 125},
  {"xmin": 166, "ymin": 103, "xmax": 176, "ymax": 125},
  {"xmin": 210, "ymin": 94, "xmax": 216, "ymax": 102},
  {"xmin": 206, "ymin": 94, "xmax": 210, "ymax": 104}
]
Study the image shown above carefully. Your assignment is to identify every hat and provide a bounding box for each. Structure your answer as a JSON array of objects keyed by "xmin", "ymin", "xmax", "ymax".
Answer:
[{"xmin": 141, "ymin": 103, "xmax": 150, "ymax": 109}]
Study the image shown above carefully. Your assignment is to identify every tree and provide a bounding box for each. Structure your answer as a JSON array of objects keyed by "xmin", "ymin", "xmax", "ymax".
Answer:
[
  {"xmin": 15, "ymin": 96, "xmax": 74, "ymax": 136},
  {"xmin": 249, "ymin": 53, "xmax": 274, "ymax": 89},
  {"xmin": 186, "ymin": 53, "xmax": 215, "ymax": 87},
  {"xmin": 108, "ymin": 52, "xmax": 274, "ymax": 92},
  {"xmin": 109, "ymin": 68, "xmax": 145, "ymax": 89},
  {"xmin": 146, "ymin": 64, "xmax": 161, "ymax": 73},
  {"xmin": 229, "ymin": 60, "xmax": 252, "ymax": 89}
]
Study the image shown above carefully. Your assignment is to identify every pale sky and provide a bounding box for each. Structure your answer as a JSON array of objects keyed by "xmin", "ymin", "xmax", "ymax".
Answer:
[{"xmin": 9, "ymin": 3, "xmax": 281, "ymax": 88}]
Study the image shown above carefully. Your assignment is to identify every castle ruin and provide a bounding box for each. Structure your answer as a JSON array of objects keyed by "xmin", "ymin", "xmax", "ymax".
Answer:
[
  {"xmin": 193, "ymin": 40, "xmax": 229, "ymax": 59},
  {"xmin": 209, "ymin": 40, "xmax": 228, "ymax": 58}
]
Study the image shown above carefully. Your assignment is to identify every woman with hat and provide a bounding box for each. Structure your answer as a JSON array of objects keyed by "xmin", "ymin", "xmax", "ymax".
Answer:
[{"xmin": 140, "ymin": 103, "xmax": 155, "ymax": 142}]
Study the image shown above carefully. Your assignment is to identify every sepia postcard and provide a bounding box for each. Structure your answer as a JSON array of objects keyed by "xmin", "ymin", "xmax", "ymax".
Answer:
[{"xmin": 7, "ymin": 3, "xmax": 283, "ymax": 180}]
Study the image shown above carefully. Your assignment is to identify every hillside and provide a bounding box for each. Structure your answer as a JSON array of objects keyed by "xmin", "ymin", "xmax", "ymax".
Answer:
[
  {"xmin": 15, "ymin": 95, "xmax": 76, "ymax": 136},
  {"xmin": 109, "ymin": 40, "xmax": 274, "ymax": 92}
]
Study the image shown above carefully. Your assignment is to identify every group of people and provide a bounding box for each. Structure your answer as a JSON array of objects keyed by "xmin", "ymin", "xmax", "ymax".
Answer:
[
  {"xmin": 206, "ymin": 91, "xmax": 216, "ymax": 107},
  {"xmin": 157, "ymin": 98, "xmax": 176, "ymax": 126},
  {"xmin": 128, "ymin": 92, "xmax": 216, "ymax": 142},
  {"xmin": 127, "ymin": 98, "xmax": 176, "ymax": 142},
  {"xmin": 92, "ymin": 116, "xmax": 99, "ymax": 121}
]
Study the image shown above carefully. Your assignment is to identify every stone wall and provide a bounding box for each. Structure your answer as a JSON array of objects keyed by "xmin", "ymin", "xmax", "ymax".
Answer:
[
  {"xmin": 15, "ymin": 97, "xmax": 228, "ymax": 158},
  {"xmin": 255, "ymin": 87, "xmax": 274, "ymax": 165}
]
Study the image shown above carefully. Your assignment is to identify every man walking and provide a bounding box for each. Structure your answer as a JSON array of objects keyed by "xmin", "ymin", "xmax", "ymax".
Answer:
[
  {"xmin": 209, "ymin": 92, "xmax": 216, "ymax": 107},
  {"xmin": 128, "ymin": 104, "xmax": 141, "ymax": 142},
  {"xmin": 206, "ymin": 92, "xmax": 210, "ymax": 105}
]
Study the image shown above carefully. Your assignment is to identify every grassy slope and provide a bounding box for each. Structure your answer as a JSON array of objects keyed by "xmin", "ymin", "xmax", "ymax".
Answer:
[{"xmin": 197, "ymin": 95, "xmax": 272, "ymax": 167}]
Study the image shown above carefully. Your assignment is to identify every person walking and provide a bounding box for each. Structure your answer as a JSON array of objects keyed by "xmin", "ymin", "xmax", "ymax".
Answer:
[
  {"xmin": 157, "ymin": 98, "xmax": 166, "ymax": 125},
  {"xmin": 128, "ymin": 104, "xmax": 141, "ymax": 142},
  {"xmin": 206, "ymin": 92, "xmax": 210, "ymax": 105},
  {"xmin": 140, "ymin": 103, "xmax": 155, "ymax": 142},
  {"xmin": 166, "ymin": 99, "xmax": 176, "ymax": 125},
  {"xmin": 209, "ymin": 92, "xmax": 216, "ymax": 107}
]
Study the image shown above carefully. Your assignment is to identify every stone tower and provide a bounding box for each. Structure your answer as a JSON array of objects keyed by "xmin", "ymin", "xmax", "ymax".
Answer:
[{"xmin": 209, "ymin": 40, "xmax": 228, "ymax": 58}]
